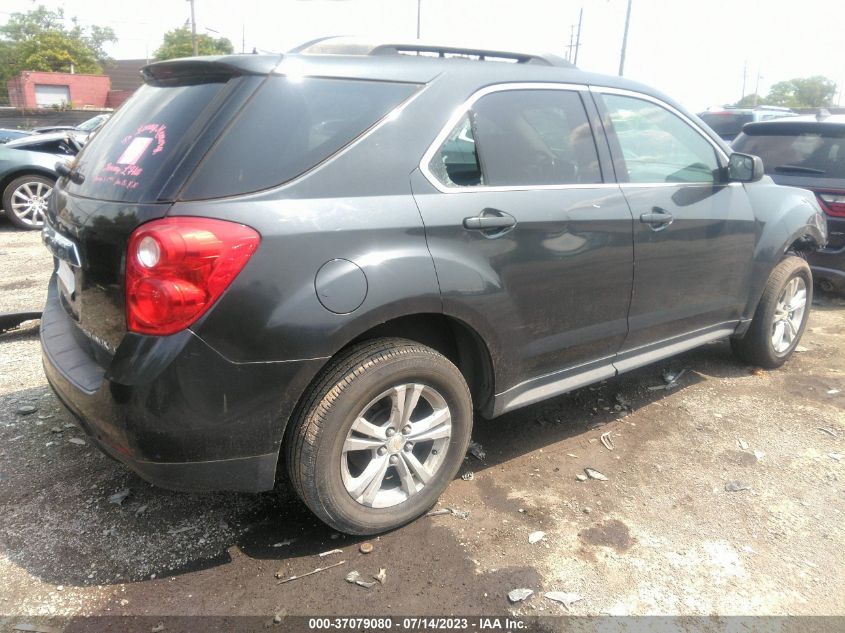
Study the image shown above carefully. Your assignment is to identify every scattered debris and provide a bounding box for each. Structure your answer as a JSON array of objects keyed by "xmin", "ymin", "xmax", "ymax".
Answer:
[
  {"xmin": 827, "ymin": 389, "xmax": 841, "ymax": 395},
  {"xmin": 151, "ymin": 623, "xmax": 166, "ymax": 633},
  {"xmin": 817, "ymin": 427, "xmax": 838, "ymax": 438},
  {"xmin": 614, "ymin": 394, "xmax": 630, "ymax": 408},
  {"xmin": 135, "ymin": 504, "xmax": 148, "ymax": 517},
  {"xmin": 108, "ymin": 489, "xmax": 130, "ymax": 505},
  {"xmin": 276, "ymin": 560, "xmax": 346, "ymax": 584},
  {"xmin": 600, "ymin": 432, "xmax": 614, "ymax": 451},
  {"xmin": 725, "ymin": 480, "xmax": 751, "ymax": 492},
  {"xmin": 737, "ymin": 439, "xmax": 749, "ymax": 451},
  {"xmin": 273, "ymin": 539, "xmax": 296, "ymax": 547},
  {"xmin": 359, "ymin": 542, "xmax": 374, "ymax": 554},
  {"xmin": 754, "ymin": 450, "xmax": 766, "ymax": 461},
  {"xmin": 167, "ymin": 525, "xmax": 195, "ymax": 535},
  {"xmin": 373, "ymin": 568, "xmax": 387, "ymax": 585},
  {"xmin": 273, "ymin": 615, "xmax": 282, "ymax": 625},
  {"xmin": 12, "ymin": 624, "xmax": 62, "ymax": 633},
  {"xmin": 795, "ymin": 345, "xmax": 809, "ymax": 352},
  {"xmin": 507, "ymin": 588, "xmax": 534, "ymax": 603},
  {"xmin": 649, "ymin": 369, "xmax": 688, "ymax": 391},
  {"xmin": 528, "ymin": 531, "xmax": 545, "ymax": 544},
  {"xmin": 830, "ymin": 453, "xmax": 843, "ymax": 462},
  {"xmin": 545, "ymin": 591, "xmax": 583, "ymax": 611},
  {"xmin": 15, "ymin": 405, "xmax": 37, "ymax": 415},
  {"xmin": 584, "ymin": 468, "xmax": 608, "ymax": 481},
  {"xmin": 575, "ymin": 473, "xmax": 588, "ymax": 482},
  {"xmin": 467, "ymin": 440, "xmax": 486, "ymax": 461},
  {"xmin": 426, "ymin": 507, "xmax": 469, "ymax": 519},
  {"xmin": 68, "ymin": 437, "xmax": 86, "ymax": 445},
  {"xmin": 319, "ymin": 548, "xmax": 343, "ymax": 557},
  {"xmin": 461, "ymin": 471, "xmax": 475, "ymax": 481},
  {"xmin": 345, "ymin": 570, "xmax": 376, "ymax": 589},
  {"xmin": 582, "ymin": 507, "xmax": 592, "ymax": 515}
]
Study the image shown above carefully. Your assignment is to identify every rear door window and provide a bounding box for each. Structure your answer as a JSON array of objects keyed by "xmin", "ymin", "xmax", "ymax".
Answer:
[
  {"xmin": 428, "ymin": 88, "xmax": 602, "ymax": 188},
  {"xmin": 180, "ymin": 76, "xmax": 418, "ymax": 199}
]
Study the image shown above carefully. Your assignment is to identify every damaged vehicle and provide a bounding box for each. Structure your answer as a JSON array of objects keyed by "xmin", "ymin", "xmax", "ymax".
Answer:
[
  {"xmin": 40, "ymin": 39, "xmax": 827, "ymax": 535},
  {"xmin": 1, "ymin": 131, "xmax": 83, "ymax": 229}
]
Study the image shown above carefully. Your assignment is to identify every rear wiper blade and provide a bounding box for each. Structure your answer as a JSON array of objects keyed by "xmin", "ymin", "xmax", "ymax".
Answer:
[{"xmin": 774, "ymin": 164, "xmax": 826, "ymax": 175}]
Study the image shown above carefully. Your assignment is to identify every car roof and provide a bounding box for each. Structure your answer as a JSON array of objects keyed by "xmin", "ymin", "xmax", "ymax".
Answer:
[
  {"xmin": 142, "ymin": 40, "xmax": 681, "ymax": 106},
  {"xmin": 6, "ymin": 130, "xmax": 83, "ymax": 148}
]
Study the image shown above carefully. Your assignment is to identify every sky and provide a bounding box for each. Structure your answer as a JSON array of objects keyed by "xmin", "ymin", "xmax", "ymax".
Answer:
[{"xmin": 1, "ymin": 0, "xmax": 843, "ymax": 112}]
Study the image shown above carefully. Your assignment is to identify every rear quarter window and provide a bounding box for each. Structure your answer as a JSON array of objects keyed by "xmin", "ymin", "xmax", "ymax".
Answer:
[{"xmin": 180, "ymin": 76, "xmax": 418, "ymax": 199}]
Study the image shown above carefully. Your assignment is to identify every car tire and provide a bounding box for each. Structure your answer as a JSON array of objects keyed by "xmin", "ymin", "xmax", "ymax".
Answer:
[
  {"xmin": 2, "ymin": 174, "xmax": 54, "ymax": 230},
  {"xmin": 731, "ymin": 255, "xmax": 812, "ymax": 369},
  {"xmin": 285, "ymin": 337, "xmax": 472, "ymax": 535}
]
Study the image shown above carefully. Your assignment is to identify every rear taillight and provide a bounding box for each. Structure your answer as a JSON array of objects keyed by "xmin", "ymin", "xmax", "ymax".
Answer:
[
  {"xmin": 816, "ymin": 191, "xmax": 845, "ymax": 218},
  {"xmin": 126, "ymin": 217, "xmax": 260, "ymax": 335}
]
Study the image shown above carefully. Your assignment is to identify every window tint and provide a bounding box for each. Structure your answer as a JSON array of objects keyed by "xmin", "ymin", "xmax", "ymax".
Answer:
[
  {"xmin": 428, "ymin": 113, "xmax": 483, "ymax": 187},
  {"xmin": 182, "ymin": 76, "xmax": 418, "ymax": 199},
  {"xmin": 67, "ymin": 81, "xmax": 227, "ymax": 202},
  {"xmin": 472, "ymin": 90, "xmax": 601, "ymax": 186},
  {"xmin": 733, "ymin": 129, "xmax": 845, "ymax": 180},
  {"xmin": 604, "ymin": 95, "xmax": 719, "ymax": 184}
]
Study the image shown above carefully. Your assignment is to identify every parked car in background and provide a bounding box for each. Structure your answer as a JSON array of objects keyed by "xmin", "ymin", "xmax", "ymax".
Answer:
[
  {"xmin": 698, "ymin": 106, "xmax": 798, "ymax": 142},
  {"xmin": 733, "ymin": 112, "xmax": 845, "ymax": 293},
  {"xmin": 0, "ymin": 131, "xmax": 83, "ymax": 229},
  {"xmin": 40, "ymin": 42, "xmax": 826, "ymax": 535},
  {"xmin": 0, "ymin": 128, "xmax": 32, "ymax": 144},
  {"xmin": 32, "ymin": 113, "xmax": 111, "ymax": 136}
]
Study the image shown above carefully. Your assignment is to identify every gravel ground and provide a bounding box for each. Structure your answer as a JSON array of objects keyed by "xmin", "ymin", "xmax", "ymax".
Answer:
[{"xmin": 1, "ymin": 220, "xmax": 844, "ymax": 629}]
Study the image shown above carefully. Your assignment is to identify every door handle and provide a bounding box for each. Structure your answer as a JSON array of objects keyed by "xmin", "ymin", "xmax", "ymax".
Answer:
[
  {"xmin": 463, "ymin": 210, "xmax": 516, "ymax": 231},
  {"xmin": 639, "ymin": 208, "xmax": 674, "ymax": 230}
]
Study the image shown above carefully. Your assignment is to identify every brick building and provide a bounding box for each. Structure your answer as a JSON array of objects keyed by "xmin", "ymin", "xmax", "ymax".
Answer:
[{"xmin": 7, "ymin": 71, "xmax": 111, "ymax": 109}]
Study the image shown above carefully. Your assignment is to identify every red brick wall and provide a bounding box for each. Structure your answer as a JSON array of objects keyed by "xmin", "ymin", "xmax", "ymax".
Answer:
[
  {"xmin": 106, "ymin": 89, "xmax": 132, "ymax": 109},
  {"xmin": 6, "ymin": 72, "xmax": 111, "ymax": 108}
]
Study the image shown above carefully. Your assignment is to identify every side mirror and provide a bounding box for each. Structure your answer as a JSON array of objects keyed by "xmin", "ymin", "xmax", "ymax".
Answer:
[{"xmin": 728, "ymin": 152, "xmax": 764, "ymax": 183}]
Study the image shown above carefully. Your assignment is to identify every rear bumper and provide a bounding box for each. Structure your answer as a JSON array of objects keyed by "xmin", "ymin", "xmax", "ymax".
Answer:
[
  {"xmin": 808, "ymin": 220, "xmax": 845, "ymax": 293},
  {"xmin": 40, "ymin": 276, "xmax": 325, "ymax": 492}
]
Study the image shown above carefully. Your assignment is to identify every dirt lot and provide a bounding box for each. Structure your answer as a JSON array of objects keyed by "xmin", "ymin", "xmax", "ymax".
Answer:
[{"xmin": 1, "ymin": 220, "xmax": 844, "ymax": 628}]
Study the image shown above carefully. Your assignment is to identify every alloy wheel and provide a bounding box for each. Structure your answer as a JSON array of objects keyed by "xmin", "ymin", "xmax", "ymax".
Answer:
[
  {"xmin": 771, "ymin": 276, "xmax": 807, "ymax": 354},
  {"xmin": 10, "ymin": 180, "xmax": 51, "ymax": 227}
]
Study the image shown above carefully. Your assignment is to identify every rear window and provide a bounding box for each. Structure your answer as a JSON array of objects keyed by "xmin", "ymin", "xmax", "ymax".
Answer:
[
  {"xmin": 68, "ymin": 81, "xmax": 227, "ymax": 202},
  {"xmin": 180, "ymin": 76, "xmax": 418, "ymax": 199},
  {"xmin": 733, "ymin": 126, "xmax": 845, "ymax": 179},
  {"xmin": 698, "ymin": 112, "xmax": 753, "ymax": 138}
]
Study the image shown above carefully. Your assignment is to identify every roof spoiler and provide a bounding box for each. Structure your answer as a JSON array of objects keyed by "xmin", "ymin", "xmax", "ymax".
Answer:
[{"xmin": 142, "ymin": 54, "xmax": 283, "ymax": 84}]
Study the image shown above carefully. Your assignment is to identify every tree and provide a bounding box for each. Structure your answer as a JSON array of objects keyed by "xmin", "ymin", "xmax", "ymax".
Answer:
[
  {"xmin": 153, "ymin": 27, "xmax": 234, "ymax": 61},
  {"xmin": 0, "ymin": 5, "xmax": 116, "ymax": 104},
  {"xmin": 765, "ymin": 76, "xmax": 837, "ymax": 108},
  {"xmin": 733, "ymin": 93, "xmax": 763, "ymax": 108}
]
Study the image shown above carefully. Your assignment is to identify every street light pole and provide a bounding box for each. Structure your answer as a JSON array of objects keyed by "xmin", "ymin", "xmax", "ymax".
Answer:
[
  {"xmin": 416, "ymin": 0, "xmax": 421, "ymax": 39},
  {"xmin": 618, "ymin": 0, "xmax": 632, "ymax": 76},
  {"xmin": 188, "ymin": 0, "xmax": 198, "ymax": 56}
]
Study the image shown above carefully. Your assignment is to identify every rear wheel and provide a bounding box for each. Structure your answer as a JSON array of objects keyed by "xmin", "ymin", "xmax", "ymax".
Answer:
[
  {"xmin": 2, "ymin": 175, "xmax": 53, "ymax": 230},
  {"xmin": 285, "ymin": 338, "xmax": 472, "ymax": 535},
  {"xmin": 731, "ymin": 255, "xmax": 812, "ymax": 368}
]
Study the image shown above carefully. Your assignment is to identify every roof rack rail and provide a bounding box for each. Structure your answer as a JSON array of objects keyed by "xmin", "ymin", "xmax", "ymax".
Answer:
[{"xmin": 290, "ymin": 37, "xmax": 574, "ymax": 68}]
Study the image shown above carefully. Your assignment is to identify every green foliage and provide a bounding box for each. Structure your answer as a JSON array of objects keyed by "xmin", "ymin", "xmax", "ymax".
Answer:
[
  {"xmin": 0, "ymin": 5, "xmax": 116, "ymax": 104},
  {"xmin": 733, "ymin": 93, "xmax": 763, "ymax": 108},
  {"xmin": 153, "ymin": 27, "xmax": 234, "ymax": 61},
  {"xmin": 765, "ymin": 76, "xmax": 837, "ymax": 108}
]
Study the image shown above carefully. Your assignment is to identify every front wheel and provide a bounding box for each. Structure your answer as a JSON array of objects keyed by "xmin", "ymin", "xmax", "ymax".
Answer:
[
  {"xmin": 285, "ymin": 338, "xmax": 473, "ymax": 535},
  {"xmin": 2, "ymin": 175, "xmax": 54, "ymax": 230},
  {"xmin": 731, "ymin": 255, "xmax": 812, "ymax": 369}
]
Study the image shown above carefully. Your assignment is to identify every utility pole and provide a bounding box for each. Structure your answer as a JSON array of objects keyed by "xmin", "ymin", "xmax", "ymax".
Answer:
[
  {"xmin": 188, "ymin": 0, "xmax": 198, "ymax": 56},
  {"xmin": 242, "ymin": 24, "xmax": 245, "ymax": 54},
  {"xmin": 741, "ymin": 60, "xmax": 747, "ymax": 101},
  {"xmin": 416, "ymin": 0, "xmax": 421, "ymax": 39},
  {"xmin": 618, "ymin": 0, "xmax": 632, "ymax": 76},
  {"xmin": 573, "ymin": 7, "xmax": 583, "ymax": 66},
  {"xmin": 567, "ymin": 24, "xmax": 575, "ymax": 62},
  {"xmin": 754, "ymin": 70, "xmax": 762, "ymax": 106}
]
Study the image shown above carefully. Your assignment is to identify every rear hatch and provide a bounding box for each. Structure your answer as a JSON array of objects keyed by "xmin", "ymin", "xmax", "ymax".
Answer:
[
  {"xmin": 46, "ymin": 57, "xmax": 278, "ymax": 355},
  {"xmin": 733, "ymin": 119, "xmax": 845, "ymax": 248},
  {"xmin": 46, "ymin": 54, "xmax": 422, "ymax": 358}
]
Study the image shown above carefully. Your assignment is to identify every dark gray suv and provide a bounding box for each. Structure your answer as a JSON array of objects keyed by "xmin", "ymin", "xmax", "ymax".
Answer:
[{"xmin": 40, "ymin": 40, "xmax": 827, "ymax": 534}]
